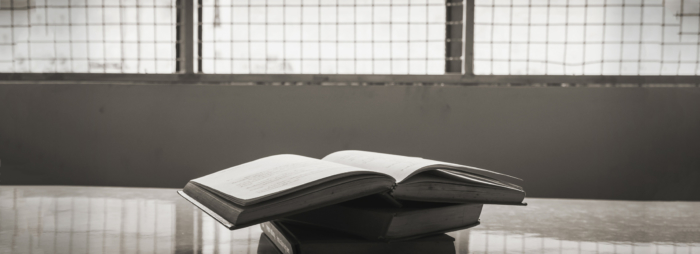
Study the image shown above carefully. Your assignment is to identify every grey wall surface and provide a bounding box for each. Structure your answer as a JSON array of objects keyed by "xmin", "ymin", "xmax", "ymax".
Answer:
[{"xmin": 1, "ymin": 84, "xmax": 699, "ymax": 201}]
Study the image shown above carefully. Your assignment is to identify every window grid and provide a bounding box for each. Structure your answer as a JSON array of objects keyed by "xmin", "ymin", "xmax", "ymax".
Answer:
[
  {"xmin": 0, "ymin": 0, "xmax": 179, "ymax": 73},
  {"xmin": 473, "ymin": 0, "xmax": 700, "ymax": 76},
  {"xmin": 196, "ymin": 0, "xmax": 457, "ymax": 75},
  {"xmin": 0, "ymin": 0, "xmax": 699, "ymax": 79}
]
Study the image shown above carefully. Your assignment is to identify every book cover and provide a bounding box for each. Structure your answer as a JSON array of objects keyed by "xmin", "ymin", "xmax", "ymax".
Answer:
[{"xmin": 260, "ymin": 220, "xmax": 456, "ymax": 254}]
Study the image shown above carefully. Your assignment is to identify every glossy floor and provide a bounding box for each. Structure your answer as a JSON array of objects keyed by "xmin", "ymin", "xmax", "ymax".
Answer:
[{"xmin": 1, "ymin": 186, "xmax": 698, "ymax": 254}]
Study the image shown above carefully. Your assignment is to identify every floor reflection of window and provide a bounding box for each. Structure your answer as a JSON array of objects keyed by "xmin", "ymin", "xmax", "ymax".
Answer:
[
  {"xmin": 467, "ymin": 228, "xmax": 700, "ymax": 254},
  {"xmin": 195, "ymin": 209, "xmax": 262, "ymax": 254},
  {"xmin": 0, "ymin": 190, "xmax": 175, "ymax": 254}
]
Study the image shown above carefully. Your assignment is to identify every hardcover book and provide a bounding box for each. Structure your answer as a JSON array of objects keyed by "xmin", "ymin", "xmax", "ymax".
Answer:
[
  {"xmin": 282, "ymin": 196, "xmax": 483, "ymax": 241},
  {"xmin": 259, "ymin": 220, "xmax": 456, "ymax": 254},
  {"xmin": 179, "ymin": 150, "xmax": 524, "ymax": 229}
]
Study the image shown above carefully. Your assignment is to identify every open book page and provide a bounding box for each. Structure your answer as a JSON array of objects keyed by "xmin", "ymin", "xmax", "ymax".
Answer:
[
  {"xmin": 322, "ymin": 151, "xmax": 438, "ymax": 182},
  {"xmin": 421, "ymin": 159, "xmax": 523, "ymax": 181},
  {"xmin": 323, "ymin": 150, "xmax": 522, "ymax": 183},
  {"xmin": 192, "ymin": 154, "xmax": 381, "ymax": 202},
  {"xmin": 434, "ymin": 169, "xmax": 523, "ymax": 191}
]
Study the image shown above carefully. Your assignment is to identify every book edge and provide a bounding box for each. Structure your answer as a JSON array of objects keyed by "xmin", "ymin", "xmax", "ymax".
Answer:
[
  {"xmin": 390, "ymin": 190, "xmax": 527, "ymax": 206},
  {"xmin": 384, "ymin": 220, "xmax": 481, "ymax": 242},
  {"xmin": 177, "ymin": 190, "xmax": 235, "ymax": 229}
]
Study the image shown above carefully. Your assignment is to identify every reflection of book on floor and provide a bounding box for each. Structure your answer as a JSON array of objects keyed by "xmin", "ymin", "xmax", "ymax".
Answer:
[
  {"xmin": 282, "ymin": 195, "xmax": 482, "ymax": 241},
  {"xmin": 179, "ymin": 150, "xmax": 525, "ymax": 229},
  {"xmin": 259, "ymin": 220, "xmax": 456, "ymax": 254},
  {"xmin": 258, "ymin": 233, "xmax": 285, "ymax": 254}
]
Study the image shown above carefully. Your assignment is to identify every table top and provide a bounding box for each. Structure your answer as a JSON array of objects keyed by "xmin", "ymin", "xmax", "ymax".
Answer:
[{"xmin": 1, "ymin": 186, "xmax": 698, "ymax": 254}]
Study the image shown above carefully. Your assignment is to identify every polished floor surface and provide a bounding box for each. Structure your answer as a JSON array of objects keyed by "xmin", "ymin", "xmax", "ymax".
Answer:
[{"xmin": 1, "ymin": 186, "xmax": 698, "ymax": 254}]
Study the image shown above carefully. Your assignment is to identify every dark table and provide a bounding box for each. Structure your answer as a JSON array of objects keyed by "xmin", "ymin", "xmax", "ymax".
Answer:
[{"xmin": 1, "ymin": 186, "xmax": 698, "ymax": 254}]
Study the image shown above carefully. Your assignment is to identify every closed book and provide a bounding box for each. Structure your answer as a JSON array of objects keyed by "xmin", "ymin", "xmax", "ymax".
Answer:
[
  {"xmin": 283, "ymin": 196, "xmax": 482, "ymax": 241},
  {"xmin": 258, "ymin": 233, "xmax": 284, "ymax": 254},
  {"xmin": 260, "ymin": 220, "xmax": 456, "ymax": 254}
]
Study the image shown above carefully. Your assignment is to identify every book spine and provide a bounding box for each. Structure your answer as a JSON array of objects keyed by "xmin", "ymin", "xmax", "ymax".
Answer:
[
  {"xmin": 378, "ymin": 192, "xmax": 403, "ymax": 207},
  {"xmin": 260, "ymin": 222, "xmax": 295, "ymax": 254}
]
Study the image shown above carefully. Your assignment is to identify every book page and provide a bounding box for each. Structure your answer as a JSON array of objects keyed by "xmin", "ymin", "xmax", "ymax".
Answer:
[
  {"xmin": 323, "ymin": 150, "xmax": 521, "ymax": 183},
  {"xmin": 422, "ymin": 159, "xmax": 522, "ymax": 181},
  {"xmin": 434, "ymin": 169, "xmax": 523, "ymax": 191},
  {"xmin": 192, "ymin": 154, "xmax": 373, "ymax": 201},
  {"xmin": 322, "ymin": 151, "xmax": 436, "ymax": 182}
]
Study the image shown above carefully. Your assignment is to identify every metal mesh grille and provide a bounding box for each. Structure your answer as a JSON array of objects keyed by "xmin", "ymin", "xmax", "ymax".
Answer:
[
  {"xmin": 473, "ymin": 0, "xmax": 700, "ymax": 75},
  {"xmin": 2, "ymin": 0, "xmax": 700, "ymax": 78},
  {"xmin": 0, "ymin": 0, "xmax": 178, "ymax": 73},
  {"xmin": 197, "ymin": 0, "xmax": 455, "ymax": 74}
]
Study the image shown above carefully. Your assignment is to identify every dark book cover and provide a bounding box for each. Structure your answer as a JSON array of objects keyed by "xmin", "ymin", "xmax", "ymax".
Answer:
[
  {"xmin": 282, "ymin": 196, "xmax": 482, "ymax": 241},
  {"xmin": 260, "ymin": 220, "xmax": 456, "ymax": 254},
  {"xmin": 258, "ymin": 233, "xmax": 285, "ymax": 254}
]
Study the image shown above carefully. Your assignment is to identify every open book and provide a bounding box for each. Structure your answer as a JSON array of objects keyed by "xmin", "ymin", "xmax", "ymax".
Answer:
[{"xmin": 179, "ymin": 150, "xmax": 525, "ymax": 229}]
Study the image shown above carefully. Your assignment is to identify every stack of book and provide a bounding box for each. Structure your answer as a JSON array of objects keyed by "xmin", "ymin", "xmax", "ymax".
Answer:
[{"xmin": 179, "ymin": 150, "xmax": 525, "ymax": 254}]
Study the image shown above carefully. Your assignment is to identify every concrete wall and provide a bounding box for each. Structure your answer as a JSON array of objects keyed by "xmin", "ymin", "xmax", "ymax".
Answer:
[{"xmin": 1, "ymin": 83, "xmax": 699, "ymax": 201}]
